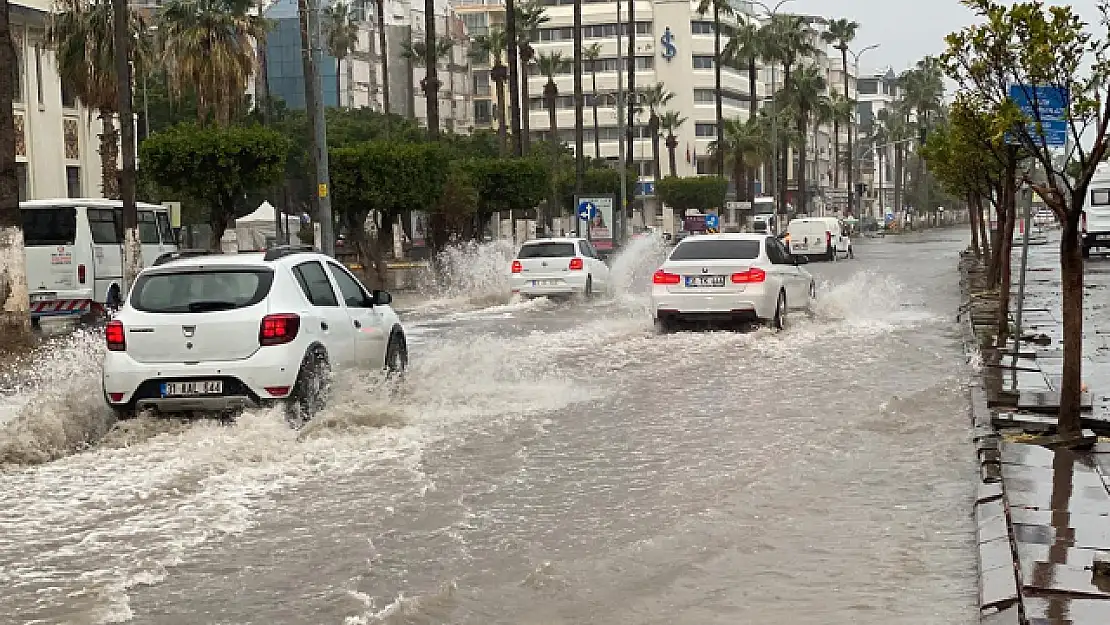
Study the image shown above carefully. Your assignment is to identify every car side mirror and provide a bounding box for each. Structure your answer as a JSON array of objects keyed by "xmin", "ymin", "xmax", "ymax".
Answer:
[{"xmin": 371, "ymin": 289, "xmax": 392, "ymax": 306}]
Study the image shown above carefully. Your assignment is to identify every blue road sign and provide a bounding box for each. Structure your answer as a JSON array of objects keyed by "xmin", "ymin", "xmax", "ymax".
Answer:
[
  {"xmin": 704, "ymin": 213, "xmax": 720, "ymax": 230},
  {"xmin": 1008, "ymin": 84, "xmax": 1068, "ymax": 147},
  {"xmin": 577, "ymin": 201, "xmax": 598, "ymax": 221}
]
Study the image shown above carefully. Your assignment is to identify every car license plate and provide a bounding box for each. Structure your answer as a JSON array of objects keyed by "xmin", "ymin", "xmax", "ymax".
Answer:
[
  {"xmin": 161, "ymin": 381, "xmax": 223, "ymax": 397},
  {"xmin": 30, "ymin": 293, "xmax": 55, "ymax": 304},
  {"xmin": 685, "ymin": 275, "xmax": 725, "ymax": 287},
  {"xmin": 531, "ymin": 279, "xmax": 559, "ymax": 287}
]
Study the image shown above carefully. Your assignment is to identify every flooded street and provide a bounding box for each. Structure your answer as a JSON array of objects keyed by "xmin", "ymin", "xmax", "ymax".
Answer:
[{"xmin": 0, "ymin": 231, "xmax": 976, "ymax": 625}]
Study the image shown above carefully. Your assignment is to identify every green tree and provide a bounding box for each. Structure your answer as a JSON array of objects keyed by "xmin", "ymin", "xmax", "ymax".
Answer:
[
  {"xmin": 556, "ymin": 163, "xmax": 637, "ymax": 217},
  {"xmin": 784, "ymin": 64, "xmax": 828, "ymax": 214},
  {"xmin": 330, "ymin": 141, "xmax": 452, "ymax": 284},
  {"xmin": 711, "ymin": 116, "xmax": 771, "ymax": 204},
  {"xmin": 657, "ymin": 176, "xmax": 729, "ymax": 213},
  {"xmin": 696, "ymin": 0, "xmax": 733, "ymax": 176},
  {"xmin": 469, "ymin": 28, "xmax": 511, "ymax": 154},
  {"xmin": 943, "ymin": 0, "xmax": 1110, "ymax": 438},
  {"xmin": 514, "ymin": 0, "xmax": 548, "ymax": 154},
  {"xmin": 140, "ymin": 124, "xmax": 290, "ymax": 249},
  {"xmin": 48, "ymin": 0, "xmax": 149, "ymax": 199},
  {"xmin": 0, "ymin": 0, "xmax": 31, "ymax": 346},
  {"xmin": 584, "ymin": 42, "xmax": 603, "ymax": 158},
  {"xmin": 722, "ymin": 17, "xmax": 763, "ymax": 198},
  {"xmin": 762, "ymin": 14, "xmax": 816, "ymax": 215},
  {"xmin": 158, "ymin": 0, "xmax": 269, "ymax": 127},
  {"xmin": 538, "ymin": 52, "xmax": 568, "ymax": 229},
  {"xmin": 821, "ymin": 18, "xmax": 859, "ymax": 197},
  {"xmin": 641, "ymin": 82, "xmax": 674, "ymax": 184},
  {"xmin": 323, "ymin": 1, "xmax": 360, "ymax": 109},
  {"xmin": 827, "ymin": 91, "xmax": 854, "ymax": 189},
  {"xmin": 660, "ymin": 111, "xmax": 687, "ymax": 177}
]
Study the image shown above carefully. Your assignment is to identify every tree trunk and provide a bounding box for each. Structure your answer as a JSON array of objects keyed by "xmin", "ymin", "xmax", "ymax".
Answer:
[
  {"xmin": 996, "ymin": 160, "xmax": 1018, "ymax": 347},
  {"xmin": 495, "ymin": 75, "xmax": 508, "ymax": 154},
  {"xmin": 521, "ymin": 67, "xmax": 532, "ymax": 154},
  {"xmin": 423, "ymin": 0, "xmax": 440, "ymax": 139},
  {"xmin": 572, "ymin": 0, "xmax": 584, "ymax": 201},
  {"xmin": 505, "ymin": 0, "xmax": 522, "ymax": 156},
  {"xmin": 0, "ymin": 0, "xmax": 32, "ymax": 348},
  {"xmin": 832, "ymin": 119, "xmax": 840, "ymax": 189},
  {"xmin": 99, "ymin": 112, "xmax": 121, "ymax": 199},
  {"xmin": 667, "ymin": 135, "xmax": 677, "ymax": 177},
  {"xmin": 349, "ymin": 215, "xmax": 387, "ymax": 289},
  {"xmin": 713, "ymin": 5, "xmax": 724, "ymax": 177},
  {"xmin": 1058, "ymin": 202, "xmax": 1085, "ymax": 437},
  {"xmin": 968, "ymin": 192, "xmax": 981, "ymax": 258},
  {"xmin": 114, "ymin": 0, "xmax": 142, "ymax": 292},
  {"xmin": 377, "ymin": 0, "xmax": 390, "ymax": 128},
  {"xmin": 591, "ymin": 70, "xmax": 600, "ymax": 159},
  {"xmin": 893, "ymin": 146, "xmax": 903, "ymax": 218},
  {"xmin": 978, "ymin": 194, "xmax": 991, "ymax": 258},
  {"xmin": 796, "ymin": 113, "xmax": 808, "ymax": 214},
  {"xmin": 842, "ymin": 47, "xmax": 852, "ymax": 218},
  {"xmin": 649, "ymin": 113, "xmax": 661, "ymax": 183},
  {"xmin": 547, "ymin": 84, "xmax": 559, "ymax": 232}
]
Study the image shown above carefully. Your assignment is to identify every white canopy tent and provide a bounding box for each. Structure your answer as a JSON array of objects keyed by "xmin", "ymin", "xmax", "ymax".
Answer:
[{"xmin": 229, "ymin": 201, "xmax": 304, "ymax": 251}]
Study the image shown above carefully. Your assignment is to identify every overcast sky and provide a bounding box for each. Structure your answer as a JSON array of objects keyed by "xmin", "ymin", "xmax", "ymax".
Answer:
[{"xmin": 784, "ymin": 0, "xmax": 1108, "ymax": 76}]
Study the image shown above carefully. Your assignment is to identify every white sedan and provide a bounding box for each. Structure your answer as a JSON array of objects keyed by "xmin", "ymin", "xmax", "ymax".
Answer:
[
  {"xmin": 510, "ymin": 237, "xmax": 609, "ymax": 298},
  {"xmin": 650, "ymin": 233, "xmax": 816, "ymax": 332}
]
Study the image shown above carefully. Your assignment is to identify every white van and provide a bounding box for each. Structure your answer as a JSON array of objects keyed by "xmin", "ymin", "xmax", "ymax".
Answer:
[
  {"xmin": 21, "ymin": 199, "xmax": 178, "ymax": 320},
  {"xmin": 786, "ymin": 216, "xmax": 853, "ymax": 261},
  {"xmin": 1082, "ymin": 163, "xmax": 1110, "ymax": 258}
]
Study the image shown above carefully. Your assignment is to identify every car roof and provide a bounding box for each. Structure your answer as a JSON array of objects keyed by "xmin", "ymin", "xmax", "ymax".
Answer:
[
  {"xmin": 521, "ymin": 237, "xmax": 582, "ymax": 244},
  {"xmin": 20, "ymin": 198, "xmax": 168, "ymax": 210},
  {"xmin": 676, "ymin": 233, "xmax": 769, "ymax": 242}
]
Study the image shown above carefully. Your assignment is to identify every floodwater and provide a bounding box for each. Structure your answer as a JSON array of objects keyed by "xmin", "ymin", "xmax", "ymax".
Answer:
[{"xmin": 0, "ymin": 230, "xmax": 977, "ymax": 625}]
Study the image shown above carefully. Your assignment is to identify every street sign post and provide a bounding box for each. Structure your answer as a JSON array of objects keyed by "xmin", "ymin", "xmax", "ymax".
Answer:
[
  {"xmin": 704, "ymin": 213, "xmax": 720, "ymax": 233},
  {"xmin": 577, "ymin": 201, "xmax": 598, "ymax": 222},
  {"xmin": 574, "ymin": 195, "xmax": 615, "ymax": 247}
]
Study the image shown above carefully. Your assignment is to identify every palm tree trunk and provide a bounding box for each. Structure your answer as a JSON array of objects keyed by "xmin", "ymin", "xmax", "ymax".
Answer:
[
  {"xmin": 547, "ymin": 84, "xmax": 558, "ymax": 234},
  {"xmin": 495, "ymin": 76, "xmax": 508, "ymax": 154},
  {"xmin": 99, "ymin": 112, "xmax": 121, "ymax": 199},
  {"xmin": 832, "ymin": 119, "xmax": 840, "ymax": 188},
  {"xmin": 0, "ymin": 0, "xmax": 32, "ymax": 345},
  {"xmin": 796, "ymin": 113, "xmax": 808, "ymax": 214},
  {"xmin": 377, "ymin": 0, "xmax": 390, "ymax": 128},
  {"xmin": 842, "ymin": 48, "xmax": 853, "ymax": 216},
  {"xmin": 505, "ymin": 0, "xmax": 522, "ymax": 156},
  {"xmin": 423, "ymin": 0, "xmax": 440, "ymax": 139},
  {"xmin": 521, "ymin": 65, "xmax": 531, "ymax": 154},
  {"xmin": 713, "ymin": 4, "xmax": 724, "ymax": 177},
  {"xmin": 667, "ymin": 135, "xmax": 677, "ymax": 176},
  {"xmin": 649, "ymin": 113, "xmax": 661, "ymax": 182},
  {"xmin": 747, "ymin": 56, "xmax": 757, "ymax": 200},
  {"xmin": 572, "ymin": 0, "xmax": 584, "ymax": 200},
  {"xmin": 591, "ymin": 70, "xmax": 600, "ymax": 159}
]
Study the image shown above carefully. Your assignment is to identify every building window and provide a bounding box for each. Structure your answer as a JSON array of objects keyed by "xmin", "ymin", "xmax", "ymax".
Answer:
[
  {"xmin": 16, "ymin": 163, "xmax": 28, "ymax": 202},
  {"xmin": 34, "ymin": 43, "xmax": 44, "ymax": 105},
  {"xmin": 61, "ymin": 77, "xmax": 77, "ymax": 108},
  {"xmin": 473, "ymin": 71, "xmax": 491, "ymax": 97},
  {"xmin": 538, "ymin": 21, "xmax": 651, "ymax": 42},
  {"xmin": 461, "ymin": 12, "xmax": 488, "ymax": 36},
  {"xmin": 857, "ymin": 79, "xmax": 878, "ymax": 95},
  {"xmin": 691, "ymin": 21, "xmax": 715, "ymax": 35},
  {"xmin": 66, "ymin": 166, "xmax": 82, "ymax": 198},
  {"xmin": 474, "ymin": 99, "xmax": 492, "ymax": 124},
  {"xmin": 695, "ymin": 123, "xmax": 716, "ymax": 137},
  {"xmin": 693, "ymin": 89, "xmax": 750, "ymax": 108},
  {"xmin": 11, "ymin": 44, "xmax": 22, "ymax": 103},
  {"xmin": 696, "ymin": 157, "xmax": 718, "ymax": 175},
  {"xmin": 692, "ymin": 55, "xmax": 714, "ymax": 69}
]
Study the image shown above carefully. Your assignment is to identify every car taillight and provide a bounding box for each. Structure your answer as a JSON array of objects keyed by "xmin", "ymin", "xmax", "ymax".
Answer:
[
  {"xmin": 105, "ymin": 320, "xmax": 125, "ymax": 351},
  {"xmin": 731, "ymin": 268, "xmax": 767, "ymax": 283},
  {"xmin": 826, "ymin": 231, "xmax": 832, "ymax": 244},
  {"xmin": 569, "ymin": 257, "xmax": 584, "ymax": 270},
  {"xmin": 259, "ymin": 313, "xmax": 300, "ymax": 346},
  {"xmin": 264, "ymin": 386, "xmax": 291, "ymax": 397},
  {"xmin": 511, "ymin": 260, "xmax": 522, "ymax": 273},
  {"xmin": 78, "ymin": 264, "xmax": 86, "ymax": 284},
  {"xmin": 653, "ymin": 269, "xmax": 681, "ymax": 284}
]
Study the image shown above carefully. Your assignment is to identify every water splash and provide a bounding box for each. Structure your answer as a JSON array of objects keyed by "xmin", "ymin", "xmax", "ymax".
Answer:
[
  {"xmin": 606, "ymin": 232, "xmax": 670, "ymax": 305},
  {"xmin": 410, "ymin": 240, "xmax": 517, "ymax": 314},
  {"xmin": 812, "ymin": 269, "xmax": 939, "ymax": 329}
]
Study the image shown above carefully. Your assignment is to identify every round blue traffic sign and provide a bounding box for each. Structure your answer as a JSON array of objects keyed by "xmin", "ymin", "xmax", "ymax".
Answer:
[
  {"xmin": 705, "ymin": 213, "xmax": 719, "ymax": 229},
  {"xmin": 577, "ymin": 201, "xmax": 598, "ymax": 221}
]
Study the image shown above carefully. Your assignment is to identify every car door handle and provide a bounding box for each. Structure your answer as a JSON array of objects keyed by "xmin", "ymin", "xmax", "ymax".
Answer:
[
  {"xmin": 321, "ymin": 321, "xmax": 328, "ymax": 331},
  {"xmin": 353, "ymin": 320, "xmax": 362, "ymax": 328}
]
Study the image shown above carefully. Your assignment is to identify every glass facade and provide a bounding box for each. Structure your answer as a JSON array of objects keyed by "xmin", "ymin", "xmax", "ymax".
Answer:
[{"xmin": 264, "ymin": 0, "xmax": 339, "ymax": 110}]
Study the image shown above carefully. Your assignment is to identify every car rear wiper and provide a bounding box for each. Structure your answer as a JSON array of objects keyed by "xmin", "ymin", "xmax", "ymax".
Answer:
[{"xmin": 186, "ymin": 300, "xmax": 238, "ymax": 312}]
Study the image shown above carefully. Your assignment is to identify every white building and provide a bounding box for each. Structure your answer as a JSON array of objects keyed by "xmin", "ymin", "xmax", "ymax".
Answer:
[
  {"xmin": 856, "ymin": 68, "xmax": 903, "ymax": 219},
  {"xmin": 10, "ymin": 0, "xmax": 108, "ymax": 201}
]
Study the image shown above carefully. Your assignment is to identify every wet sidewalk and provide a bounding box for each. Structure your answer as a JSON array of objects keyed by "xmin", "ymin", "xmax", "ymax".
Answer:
[{"xmin": 961, "ymin": 239, "xmax": 1110, "ymax": 625}]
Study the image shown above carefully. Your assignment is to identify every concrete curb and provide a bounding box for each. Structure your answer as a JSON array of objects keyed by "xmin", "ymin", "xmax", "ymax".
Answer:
[{"xmin": 958, "ymin": 255, "xmax": 1023, "ymax": 625}]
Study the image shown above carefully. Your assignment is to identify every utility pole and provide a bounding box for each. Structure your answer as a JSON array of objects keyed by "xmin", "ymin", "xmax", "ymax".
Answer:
[
  {"xmin": 299, "ymin": 0, "xmax": 335, "ymax": 256},
  {"xmin": 624, "ymin": 0, "xmax": 635, "ymax": 247},
  {"xmin": 114, "ymin": 0, "xmax": 141, "ymax": 283},
  {"xmin": 573, "ymin": 0, "xmax": 584, "ymax": 239},
  {"xmin": 615, "ymin": 0, "xmax": 626, "ymax": 247}
]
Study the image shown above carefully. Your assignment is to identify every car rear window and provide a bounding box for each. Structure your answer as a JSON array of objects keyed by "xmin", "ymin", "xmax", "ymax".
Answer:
[
  {"xmin": 670, "ymin": 239, "xmax": 761, "ymax": 260},
  {"xmin": 130, "ymin": 269, "xmax": 274, "ymax": 313},
  {"xmin": 518, "ymin": 242, "xmax": 577, "ymax": 258},
  {"xmin": 21, "ymin": 208, "xmax": 77, "ymax": 246}
]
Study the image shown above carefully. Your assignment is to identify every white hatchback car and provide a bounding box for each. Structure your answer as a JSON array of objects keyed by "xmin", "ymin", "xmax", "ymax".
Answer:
[
  {"xmin": 101, "ymin": 245, "xmax": 408, "ymax": 423},
  {"xmin": 509, "ymin": 237, "xmax": 609, "ymax": 298},
  {"xmin": 650, "ymin": 233, "xmax": 816, "ymax": 331}
]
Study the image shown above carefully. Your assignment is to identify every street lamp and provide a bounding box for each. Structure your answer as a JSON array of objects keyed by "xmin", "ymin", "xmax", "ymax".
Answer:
[
  {"xmin": 749, "ymin": 0, "xmax": 795, "ymax": 233},
  {"xmin": 847, "ymin": 43, "xmax": 879, "ymax": 221}
]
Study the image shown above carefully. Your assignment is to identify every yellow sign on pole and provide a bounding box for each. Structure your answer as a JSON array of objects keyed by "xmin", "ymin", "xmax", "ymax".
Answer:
[{"xmin": 317, "ymin": 183, "xmax": 328, "ymax": 198}]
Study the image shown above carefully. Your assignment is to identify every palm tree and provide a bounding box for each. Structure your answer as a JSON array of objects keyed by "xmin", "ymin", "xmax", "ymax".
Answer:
[
  {"xmin": 158, "ymin": 0, "xmax": 267, "ymax": 127},
  {"xmin": 402, "ymin": 35, "xmax": 452, "ymax": 131},
  {"xmin": 584, "ymin": 42, "xmax": 602, "ymax": 158},
  {"xmin": 877, "ymin": 106, "xmax": 908, "ymax": 215},
  {"xmin": 827, "ymin": 91, "xmax": 853, "ymax": 188},
  {"xmin": 641, "ymin": 82, "xmax": 673, "ymax": 183},
  {"xmin": 469, "ymin": 28, "xmax": 510, "ymax": 153},
  {"xmin": 821, "ymin": 18, "xmax": 858, "ymax": 201},
  {"xmin": 538, "ymin": 52, "xmax": 567, "ymax": 228},
  {"xmin": 900, "ymin": 58, "xmax": 944, "ymax": 218},
  {"xmin": 49, "ymin": 0, "xmax": 148, "ymax": 199},
  {"xmin": 514, "ymin": 0, "xmax": 548, "ymax": 154},
  {"xmin": 784, "ymin": 64, "xmax": 826, "ymax": 214},
  {"xmin": 762, "ymin": 14, "xmax": 815, "ymax": 214},
  {"xmin": 0, "ymin": 0, "xmax": 32, "ymax": 339},
  {"xmin": 371, "ymin": 0, "xmax": 390, "ymax": 125},
  {"xmin": 323, "ymin": 1, "xmax": 359, "ymax": 109},
  {"xmin": 422, "ymin": 0, "xmax": 440, "ymax": 138},
  {"xmin": 711, "ymin": 116, "xmax": 770, "ymax": 204},
  {"xmin": 722, "ymin": 17, "xmax": 764, "ymax": 201},
  {"xmin": 696, "ymin": 0, "xmax": 733, "ymax": 176},
  {"xmin": 660, "ymin": 111, "xmax": 687, "ymax": 177}
]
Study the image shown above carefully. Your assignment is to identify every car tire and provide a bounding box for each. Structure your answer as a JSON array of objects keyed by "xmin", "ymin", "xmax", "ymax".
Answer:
[
  {"xmin": 385, "ymin": 331, "xmax": 408, "ymax": 377},
  {"xmin": 584, "ymin": 275, "xmax": 594, "ymax": 299},
  {"xmin": 826, "ymin": 245, "xmax": 835, "ymax": 262},
  {"xmin": 848, "ymin": 245, "xmax": 854, "ymax": 259},
  {"xmin": 768, "ymin": 290, "xmax": 786, "ymax": 331},
  {"xmin": 654, "ymin": 317, "xmax": 675, "ymax": 334},
  {"xmin": 286, "ymin": 347, "xmax": 331, "ymax": 426}
]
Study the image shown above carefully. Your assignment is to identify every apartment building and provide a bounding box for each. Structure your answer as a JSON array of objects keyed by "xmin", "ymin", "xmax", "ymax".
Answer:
[
  {"xmin": 856, "ymin": 68, "xmax": 903, "ymax": 219},
  {"xmin": 10, "ymin": 0, "xmax": 110, "ymax": 201}
]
